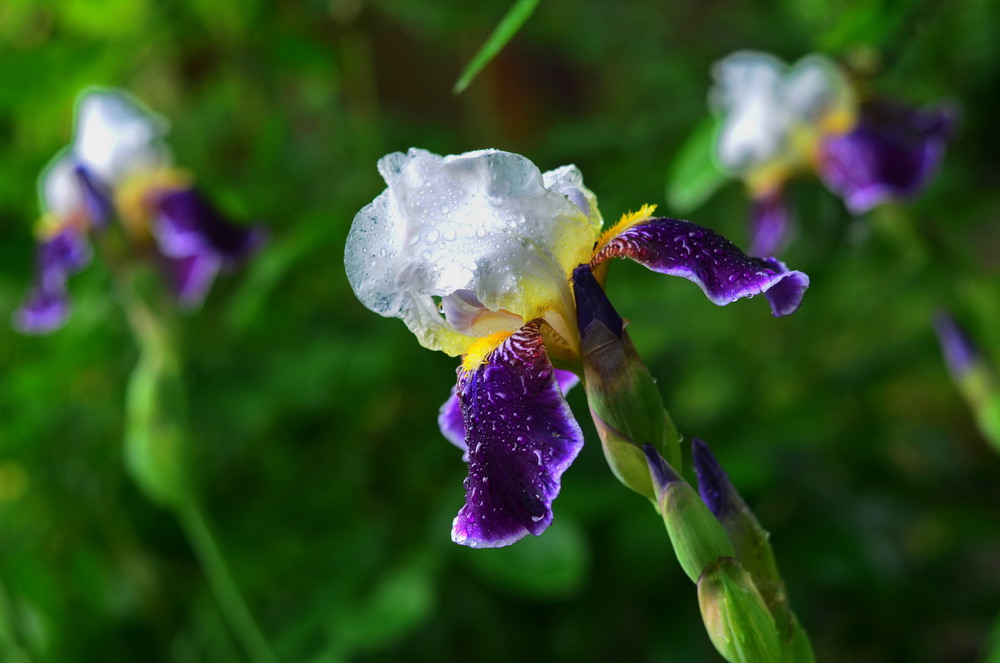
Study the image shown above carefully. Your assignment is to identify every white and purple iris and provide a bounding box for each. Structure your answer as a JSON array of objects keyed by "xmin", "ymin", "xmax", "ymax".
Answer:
[
  {"xmin": 712, "ymin": 51, "xmax": 955, "ymax": 256},
  {"xmin": 15, "ymin": 89, "xmax": 265, "ymax": 333},
  {"xmin": 346, "ymin": 148, "xmax": 810, "ymax": 548}
]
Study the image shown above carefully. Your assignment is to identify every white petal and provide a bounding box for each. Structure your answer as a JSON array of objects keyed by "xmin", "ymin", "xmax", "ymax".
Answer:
[
  {"xmin": 711, "ymin": 51, "xmax": 792, "ymax": 172},
  {"xmin": 784, "ymin": 55, "xmax": 850, "ymax": 123},
  {"xmin": 72, "ymin": 89, "xmax": 170, "ymax": 184},
  {"xmin": 39, "ymin": 153, "xmax": 84, "ymax": 219},
  {"xmin": 345, "ymin": 148, "xmax": 598, "ymax": 355}
]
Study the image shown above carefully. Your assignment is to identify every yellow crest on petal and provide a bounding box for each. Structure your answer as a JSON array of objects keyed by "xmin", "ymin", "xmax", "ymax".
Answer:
[
  {"xmin": 460, "ymin": 330, "xmax": 514, "ymax": 374},
  {"xmin": 591, "ymin": 204, "xmax": 657, "ymax": 259},
  {"xmin": 115, "ymin": 167, "xmax": 192, "ymax": 239}
]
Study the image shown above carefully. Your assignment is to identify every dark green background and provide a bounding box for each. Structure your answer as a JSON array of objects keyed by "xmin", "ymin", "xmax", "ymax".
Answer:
[{"xmin": 1, "ymin": 0, "xmax": 999, "ymax": 660}]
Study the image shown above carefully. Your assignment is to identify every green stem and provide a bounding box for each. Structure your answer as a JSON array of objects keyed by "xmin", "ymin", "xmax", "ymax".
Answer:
[{"xmin": 178, "ymin": 500, "xmax": 278, "ymax": 663}]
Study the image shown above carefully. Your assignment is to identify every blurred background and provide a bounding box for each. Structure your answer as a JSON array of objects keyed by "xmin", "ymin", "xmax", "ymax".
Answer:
[{"xmin": 1, "ymin": 0, "xmax": 999, "ymax": 660}]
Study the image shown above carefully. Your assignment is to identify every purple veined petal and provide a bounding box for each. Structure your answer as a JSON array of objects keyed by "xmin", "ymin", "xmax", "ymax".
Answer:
[
  {"xmin": 163, "ymin": 251, "xmax": 222, "ymax": 309},
  {"xmin": 72, "ymin": 164, "xmax": 114, "ymax": 228},
  {"xmin": 591, "ymin": 217, "xmax": 810, "ymax": 317},
  {"xmin": 933, "ymin": 310, "xmax": 981, "ymax": 381},
  {"xmin": 748, "ymin": 188, "xmax": 792, "ymax": 258},
  {"xmin": 36, "ymin": 227, "xmax": 92, "ymax": 290},
  {"xmin": 439, "ymin": 367, "xmax": 580, "ymax": 458},
  {"xmin": 12, "ymin": 283, "xmax": 71, "ymax": 334},
  {"xmin": 818, "ymin": 101, "xmax": 956, "ymax": 214},
  {"xmin": 452, "ymin": 322, "xmax": 584, "ymax": 548},
  {"xmin": 154, "ymin": 188, "xmax": 266, "ymax": 265}
]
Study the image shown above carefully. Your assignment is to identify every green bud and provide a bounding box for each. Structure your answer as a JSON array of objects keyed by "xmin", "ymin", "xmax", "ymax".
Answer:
[
  {"xmin": 573, "ymin": 264, "xmax": 681, "ymax": 500},
  {"xmin": 646, "ymin": 448, "xmax": 734, "ymax": 582},
  {"xmin": 697, "ymin": 557, "xmax": 781, "ymax": 663},
  {"xmin": 125, "ymin": 346, "xmax": 191, "ymax": 508}
]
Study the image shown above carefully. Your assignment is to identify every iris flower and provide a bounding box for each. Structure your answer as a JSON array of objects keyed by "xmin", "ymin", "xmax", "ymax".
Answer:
[
  {"xmin": 15, "ymin": 89, "xmax": 264, "ymax": 333},
  {"xmin": 711, "ymin": 51, "xmax": 955, "ymax": 256},
  {"xmin": 346, "ymin": 148, "xmax": 809, "ymax": 548}
]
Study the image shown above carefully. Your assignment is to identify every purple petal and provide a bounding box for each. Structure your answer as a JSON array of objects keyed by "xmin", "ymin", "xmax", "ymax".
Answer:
[
  {"xmin": 37, "ymin": 228, "xmax": 92, "ymax": 289},
  {"xmin": 164, "ymin": 251, "xmax": 221, "ymax": 309},
  {"xmin": 73, "ymin": 164, "xmax": 114, "ymax": 228},
  {"xmin": 748, "ymin": 189, "xmax": 792, "ymax": 258},
  {"xmin": 592, "ymin": 217, "xmax": 809, "ymax": 317},
  {"xmin": 690, "ymin": 438, "xmax": 735, "ymax": 520},
  {"xmin": 933, "ymin": 310, "xmax": 981, "ymax": 380},
  {"xmin": 154, "ymin": 188, "xmax": 266, "ymax": 264},
  {"xmin": 819, "ymin": 101, "xmax": 956, "ymax": 214},
  {"xmin": 13, "ymin": 284, "xmax": 71, "ymax": 334},
  {"xmin": 452, "ymin": 322, "xmax": 584, "ymax": 548},
  {"xmin": 439, "ymin": 368, "xmax": 580, "ymax": 458}
]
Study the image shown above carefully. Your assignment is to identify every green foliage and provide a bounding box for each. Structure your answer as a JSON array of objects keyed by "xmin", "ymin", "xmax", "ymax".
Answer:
[
  {"xmin": 453, "ymin": 0, "xmax": 542, "ymax": 94},
  {"xmin": 665, "ymin": 115, "xmax": 728, "ymax": 215}
]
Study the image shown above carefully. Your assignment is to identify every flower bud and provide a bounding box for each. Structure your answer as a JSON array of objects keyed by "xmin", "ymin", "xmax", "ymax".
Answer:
[
  {"xmin": 573, "ymin": 265, "xmax": 681, "ymax": 499},
  {"xmin": 646, "ymin": 446, "xmax": 733, "ymax": 582},
  {"xmin": 697, "ymin": 557, "xmax": 781, "ymax": 663}
]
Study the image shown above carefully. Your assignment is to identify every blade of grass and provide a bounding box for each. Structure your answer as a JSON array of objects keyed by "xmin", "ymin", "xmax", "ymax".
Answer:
[{"xmin": 453, "ymin": 0, "xmax": 542, "ymax": 94}]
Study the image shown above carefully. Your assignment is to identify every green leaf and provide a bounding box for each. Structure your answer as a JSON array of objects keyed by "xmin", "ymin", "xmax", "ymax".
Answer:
[
  {"xmin": 665, "ymin": 115, "xmax": 729, "ymax": 215},
  {"xmin": 453, "ymin": 0, "xmax": 542, "ymax": 94}
]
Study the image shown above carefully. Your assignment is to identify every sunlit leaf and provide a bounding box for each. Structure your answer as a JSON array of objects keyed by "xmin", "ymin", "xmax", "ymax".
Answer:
[{"xmin": 453, "ymin": 0, "xmax": 542, "ymax": 94}]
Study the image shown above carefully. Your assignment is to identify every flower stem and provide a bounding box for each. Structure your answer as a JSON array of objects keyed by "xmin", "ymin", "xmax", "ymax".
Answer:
[{"xmin": 177, "ymin": 500, "xmax": 278, "ymax": 663}]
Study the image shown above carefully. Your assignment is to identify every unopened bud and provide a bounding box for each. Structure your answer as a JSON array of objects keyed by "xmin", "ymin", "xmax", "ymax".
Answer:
[
  {"xmin": 646, "ymin": 446, "xmax": 733, "ymax": 582},
  {"xmin": 573, "ymin": 265, "xmax": 681, "ymax": 499},
  {"xmin": 697, "ymin": 557, "xmax": 781, "ymax": 663}
]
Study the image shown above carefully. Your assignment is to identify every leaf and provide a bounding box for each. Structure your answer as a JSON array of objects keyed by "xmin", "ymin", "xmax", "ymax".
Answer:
[
  {"xmin": 665, "ymin": 115, "xmax": 729, "ymax": 215},
  {"xmin": 453, "ymin": 0, "xmax": 542, "ymax": 94}
]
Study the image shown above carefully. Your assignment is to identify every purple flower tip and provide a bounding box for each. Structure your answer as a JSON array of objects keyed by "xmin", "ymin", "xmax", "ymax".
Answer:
[
  {"xmin": 933, "ymin": 310, "xmax": 980, "ymax": 380},
  {"xmin": 572, "ymin": 264, "xmax": 623, "ymax": 338},
  {"xmin": 691, "ymin": 438, "xmax": 732, "ymax": 520},
  {"xmin": 643, "ymin": 444, "xmax": 682, "ymax": 493},
  {"xmin": 13, "ymin": 285, "xmax": 71, "ymax": 335}
]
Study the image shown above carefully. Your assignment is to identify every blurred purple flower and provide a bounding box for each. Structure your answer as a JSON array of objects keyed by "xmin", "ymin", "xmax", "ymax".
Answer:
[{"xmin": 14, "ymin": 89, "xmax": 264, "ymax": 333}]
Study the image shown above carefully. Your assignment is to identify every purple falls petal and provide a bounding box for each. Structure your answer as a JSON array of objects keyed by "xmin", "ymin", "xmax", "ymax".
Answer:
[
  {"xmin": 933, "ymin": 310, "xmax": 981, "ymax": 381},
  {"xmin": 154, "ymin": 188, "xmax": 267, "ymax": 264},
  {"xmin": 37, "ymin": 227, "xmax": 92, "ymax": 289},
  {"xmin": 748, "ymin": 189, "xmax": 792, "ymax": 258},
  {"xmin": 13, "ymin": 284, "xmax": 71, "ymax": 334},
  {"xmin": 819, "ymin": 101, "xmax": 957, "ymax": 214},
  {"xmin": 592, "ymin": 217, "xmax": 810, "ymax": 317},
  {"xmin": 690, "ymin": 438, "xmax": 736, "ymax": 520},
  {"xmin": 163, "ymin": 252, "xmax": 222, "ymax": 310},
  {"xmin": 73, "ymin": 164, "xmax": 114, "ymax": 228},
  {"xmin": 439, "ymin": 368, "xmax": 579, "ymax": 457},
  {"xmin": 452, "ymin": 322, "xmax": 584, "ymax": 548}
]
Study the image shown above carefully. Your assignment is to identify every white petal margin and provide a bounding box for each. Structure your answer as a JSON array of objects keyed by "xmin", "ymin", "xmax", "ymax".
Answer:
[
  {"xmin": 345, "ymin": 148, "xmax": 600, "ymax": 356},
  {"xmin": 71, "ymin": 89, "xmax": 171, "ymax": 185}
]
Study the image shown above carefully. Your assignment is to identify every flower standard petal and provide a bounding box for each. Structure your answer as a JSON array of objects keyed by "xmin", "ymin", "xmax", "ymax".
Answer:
[
  {"xmin": 345, "ymin": 148, "xmax": 598, "ymax": 356},
  {"xmin": 71, "ymin": 89, "xmax": 170, "ymax": 186},
  {"xmin": 591, "ymin": 216, "xmax": 809, "ymax": 317},
  {"xmin": 818, "ymin": 101, "xmax": 956, "ymax": 214},
  {"xmin": 452, "ymin": 322, "xmax": 584, "ymax": 548}
]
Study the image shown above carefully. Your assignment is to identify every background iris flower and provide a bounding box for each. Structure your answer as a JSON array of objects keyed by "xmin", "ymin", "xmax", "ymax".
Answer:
[
  {"xmin": 14, "ymin": 89, "xmax": 264, "ymax": 334},
  {"xmin": 694, "ymin": 50, "xmax": 954, "ymax": 256}
]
